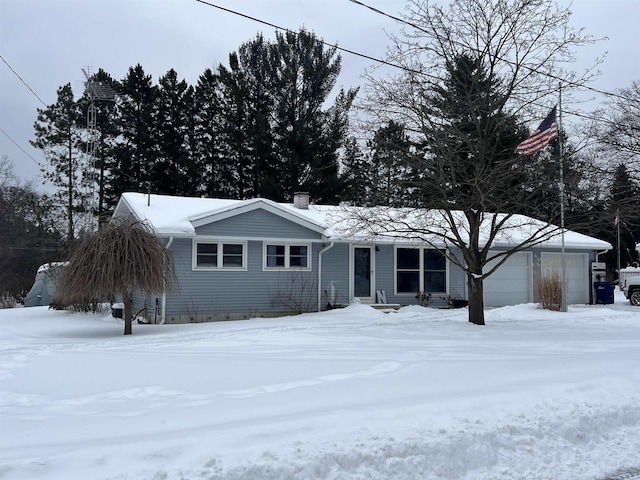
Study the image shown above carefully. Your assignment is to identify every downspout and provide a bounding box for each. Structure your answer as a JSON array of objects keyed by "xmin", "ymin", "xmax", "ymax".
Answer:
[
  {"xmin": 160, "ymin": 236, "xmax": 174, "ymax": 324},
  {"xmin": 595, "ymin": 249, "xmax": 610, "ymax": 262},
  {"xmin": 317, "ymin": 241, "xmax": 335, "ymax": 312}
]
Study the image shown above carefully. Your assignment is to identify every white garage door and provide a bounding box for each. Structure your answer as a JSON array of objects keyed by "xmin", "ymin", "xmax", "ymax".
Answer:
[
  {"xmin": 483, "ymin": 252, "xmax": 533, "ymax": 307},
  {"xmin": 541, "ymin": 253, "xmax": 589, "ymax": 305}
]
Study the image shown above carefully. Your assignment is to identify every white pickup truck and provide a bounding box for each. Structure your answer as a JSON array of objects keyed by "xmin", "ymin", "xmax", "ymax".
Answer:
[{"xmin": 621, "ymin": 275, "xmax": 640, "ymax": 306}]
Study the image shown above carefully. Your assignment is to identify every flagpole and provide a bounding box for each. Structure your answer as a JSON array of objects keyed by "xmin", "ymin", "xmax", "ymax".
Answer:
[
  {"xmin": 616, "ymin": 208, "xmax": 621, "ymax": 278},
  {"xmin": 559, "ymin": 82, "xmax": 567, "ymax": 312}
]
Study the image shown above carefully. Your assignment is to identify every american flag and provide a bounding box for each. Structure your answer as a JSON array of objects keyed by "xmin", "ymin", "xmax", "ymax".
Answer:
[{"xmin": 516, "ymin": 107, "xmax": 558, "ymax": 155}]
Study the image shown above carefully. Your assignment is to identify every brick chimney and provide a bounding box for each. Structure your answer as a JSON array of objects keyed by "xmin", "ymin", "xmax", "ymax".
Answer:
[{"xmin": 293, "ymin": 192, "xmax": 310, "ymax": 209}]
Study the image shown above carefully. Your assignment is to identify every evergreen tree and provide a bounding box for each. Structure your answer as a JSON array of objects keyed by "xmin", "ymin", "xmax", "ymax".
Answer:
[
  {"xmin": 108, "ymin": 64, "xmax": 158, "ymax": 206},
  {"xmin": 271, "ymin": 29, "xmax": 357, "ymax": 203},
  {"xmin": 155, "ymin": 69, "xmax": 196, "ymax": 196},
  {"xmin": 366, "ymin": 121, "xmax": 413, "ymax": 206},
  {"xmin": 31, "ymin": 83, "xmax": 85, "ymax": 245},
  {"xmin": 610, "ymin": 163, "xmax": 640, "ymax": 268},
  {"xmin": 339, "ymin": 137, "xmax": 369, "ymax": 205},
  {"xmin": 217, "ymin": 55, "xmax": 252, "ymax": 199},
  {"xmin": 237, "ymin": 34, "xmax": 278, "ymax": 199},
  {"xmin": 414, "ymin": 55, "xmax": 526, "ymax": 212},
  {"xmin": 520, "ymin": 131, "xmax": 601, "ymax": 226},
  {"xmin": 194, "ymin": 68, "xmax": 231, "ymax": 197}
]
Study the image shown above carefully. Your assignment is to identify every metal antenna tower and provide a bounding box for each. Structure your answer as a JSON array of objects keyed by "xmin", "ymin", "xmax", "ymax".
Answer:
[{"xmin": 81, "ymin": 67, "xmax": 115, "ymax": 228}]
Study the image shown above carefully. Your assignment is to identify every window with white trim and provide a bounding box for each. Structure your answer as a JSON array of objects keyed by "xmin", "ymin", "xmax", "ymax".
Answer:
[
  {"xmin": 194, "ymin": 241, "xmax": 246, "ymax": 270},
  {"xmin": 396, "ymin": 247, "xmax": 447, "ymax": 294},
  {"xmin": 424, "ymin": 249, "xmax": 446, "ymax": 292},
  {"xmin": 264, "ymin": 243, "xmax": 310, "ymax": 270}
]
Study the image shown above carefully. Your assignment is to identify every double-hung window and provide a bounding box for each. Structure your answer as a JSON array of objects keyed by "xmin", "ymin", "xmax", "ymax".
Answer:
[
  {"xmin": 264, "ymin": 243, "xmax": 310, "ymax": 270},
  {"xmin": 424, "ymin": 249, "xmax": 446, "ymax": 292},
  {"xmin": 194, "ymin": 240, "xmax": 246, "ymax": 270},
  {"xmin": 396, "ymin": 247, "xmax": 447, "ymax": 294},
  {"xmin": 396, "ymin": 248, "xmax": 421, "ymax": 293}
]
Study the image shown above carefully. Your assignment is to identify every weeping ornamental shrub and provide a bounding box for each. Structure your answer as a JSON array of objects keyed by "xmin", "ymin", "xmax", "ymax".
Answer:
[
  {"xmin": 54, "ymin": 218, "xmax": 176, "ymax": 335},
  {"xmin": 537, "ymin": 267, "xmax": 562, "ymax": 311}
]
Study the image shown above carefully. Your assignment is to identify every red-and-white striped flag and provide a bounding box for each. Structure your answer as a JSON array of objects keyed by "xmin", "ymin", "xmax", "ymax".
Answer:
[{"xmin": 516, "ymin": 107, "xmax": 558, "ymax": 156}]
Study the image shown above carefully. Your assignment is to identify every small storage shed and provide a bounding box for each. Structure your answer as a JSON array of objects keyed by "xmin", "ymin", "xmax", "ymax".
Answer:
[{"xmin": 23, "ymin": 263, "xmax": 66, "ymax": 307}]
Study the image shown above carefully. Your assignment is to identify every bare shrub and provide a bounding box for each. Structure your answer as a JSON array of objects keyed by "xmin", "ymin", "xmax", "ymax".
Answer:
[
  {"xmin": 537, "ymin": 268, "xmax": 562, "ymax": 311},
  {"xmin": 1, "ymin": 293, "xmax": 17, "ymax": 309},
  {"xmin": 270, "ymin": 271, "xmax": 318, "ymax": 314},
  {"xmin": 55, "ymin": 218, "xmax": 176, "ymax": 334}
]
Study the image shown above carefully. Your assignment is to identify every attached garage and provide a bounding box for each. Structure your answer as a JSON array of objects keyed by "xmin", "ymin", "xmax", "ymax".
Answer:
[
  {"xmin": 541, "ymin": 252, "xmax": 590, "ymax": 305},
  {"xmin": 483, "ymin": 251, "xmax": 533, "ymax": 307}
]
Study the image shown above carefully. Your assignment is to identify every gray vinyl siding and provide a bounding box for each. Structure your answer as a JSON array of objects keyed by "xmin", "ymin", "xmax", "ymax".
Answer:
[
  {"xmin": 318, "ymin": 243, "xmax": 350, "ymax": 308},
  {"xmin": 195, "ymin": 209, "xmax": 323, "ymax": 240},
  {"xmin": 162, "ymin": 238, "xmax": 325, "ymax": 321},
  {"xmin": 152, "ymin": 234, "xmax": 599, "ymax": 323}
]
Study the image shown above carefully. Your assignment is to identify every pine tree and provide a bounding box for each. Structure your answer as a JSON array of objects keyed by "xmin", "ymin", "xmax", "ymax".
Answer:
[
  {"xmin": 217, "ymin": 55, "xmax": 252, "ymax": 199},
  {"xmin": 31, "ymin": 83, "xmax": 85, "ymax": 245},
  {"xmin": 108, "ymin": 64, "xmax": 158, "ymax": 206},
  {"xmin": 339, "ymin": 137, "xmax": 369, "ymax": 205},
  {"xmin": 270, "ymin": 29, "xmax": 357, "ymax": 203},
  {"xmin": 367, "ymin": 121, "xmax": 413, "ymax": 206},
  {"xmin": 194, "ymin": 69, "xmax": 230, "ymax": 197},
  {"xmin": 416, "ymin": 55, "xmax": 525, "ymax": 212},
  {"xmin": 237, "ymin": 34, "xmax": 278, "ymax": 199},
  {"xmin": 155, "ymin": 69, "xmax": 195, "ymax": 196},
  {"xmin": 610, "ymin": 163, "xmax": 640, "ymax": 267}
]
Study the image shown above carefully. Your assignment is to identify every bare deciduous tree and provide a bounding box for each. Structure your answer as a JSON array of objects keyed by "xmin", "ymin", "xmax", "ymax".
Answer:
[
  {"xmin": 593, "ymin": 80, "xmax": 640, "ymax": 179},
  {"xmin": 351, "ymin": 0, "xmax": 603, "ymax": 325},
  {"xmin": 56, "ymin": 218, "xmax": 175, "ymax": 334}
]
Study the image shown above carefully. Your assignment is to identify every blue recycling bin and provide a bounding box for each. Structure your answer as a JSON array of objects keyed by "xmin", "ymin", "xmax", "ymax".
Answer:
[{"xmin": 593, "ymin": 282, "xmax": 615, "ymax": 305}]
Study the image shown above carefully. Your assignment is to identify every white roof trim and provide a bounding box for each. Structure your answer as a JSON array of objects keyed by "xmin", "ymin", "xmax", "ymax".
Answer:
[{"xmin": 113, "ymin": 193, "xmax": 612, "ymax": 251}]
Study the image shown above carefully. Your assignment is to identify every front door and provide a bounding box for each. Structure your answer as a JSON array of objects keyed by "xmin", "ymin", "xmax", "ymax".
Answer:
[{"xmin": 353, "ymin": 247, "xmax": 373, "ymax": 299}]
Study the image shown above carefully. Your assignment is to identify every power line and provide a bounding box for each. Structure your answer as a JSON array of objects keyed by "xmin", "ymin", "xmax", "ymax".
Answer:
[
  {"xmin": 0, "ymin": 54, "xmax": 48, "ymax": 107},
  {"xmin": 194, "ymin": 0, "xmax": 425, "ymax": 76},
  {"xmin": 195, "ymin": 0, "xmax": 635, "ymax": 112},
  {"xmin": 0, "ymin": 127, "xmax": 41, "ymax": 166},
  {"xmin": 347, "ymin": 0, "xmax": 634, "ymax": 104}
]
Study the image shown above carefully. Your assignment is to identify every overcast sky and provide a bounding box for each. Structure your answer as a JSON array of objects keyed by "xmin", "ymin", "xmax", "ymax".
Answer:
[{"xmin": 1, "ymin": 0, "xmax": 638, "ymax": 187}]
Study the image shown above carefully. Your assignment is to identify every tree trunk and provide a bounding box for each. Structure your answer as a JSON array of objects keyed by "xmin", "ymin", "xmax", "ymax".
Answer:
[
  {"xmin": 467, "ymin": 274, "xmax": 485, "ymax": 325},
  {"xmin": 123, "ymin": 293, "xmax": 133, "ymax": 335}
]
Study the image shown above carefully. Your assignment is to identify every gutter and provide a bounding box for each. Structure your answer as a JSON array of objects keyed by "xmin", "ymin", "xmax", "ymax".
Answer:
[
  {"xmin": 595, "ymin": 248, "xmax": 610, "ymax": 262},
  {"xmin": 160, "ymin": 236, "xmax": 174, "ymax": 324},
  {"xmin": 317, "ymin": 241, "xmax": 335, "ymax": 312}
]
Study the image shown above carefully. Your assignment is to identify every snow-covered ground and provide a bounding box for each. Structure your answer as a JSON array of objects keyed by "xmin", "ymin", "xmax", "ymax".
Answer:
[{"xmin": 1, "ymin": 291, "xmax": 639, "ymax": 480}]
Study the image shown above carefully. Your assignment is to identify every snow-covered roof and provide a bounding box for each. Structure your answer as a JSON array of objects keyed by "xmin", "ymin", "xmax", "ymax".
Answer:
[
  {"xmin": 114, "ymin": 192, "xmax": 612, "ymax": 250},
  {"xmin": 36, "ymin": 262, "xmax": 68, "ymax": 274}
]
